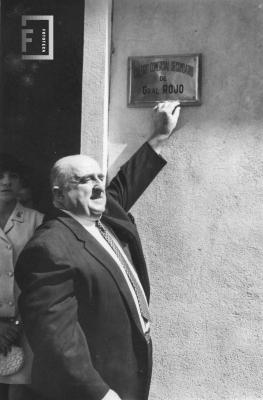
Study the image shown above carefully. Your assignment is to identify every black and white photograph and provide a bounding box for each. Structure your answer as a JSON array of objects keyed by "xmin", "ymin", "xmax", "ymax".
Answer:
[{"xmin": 0, "ymin": 1, "xmax": 263, "ymax": 400}]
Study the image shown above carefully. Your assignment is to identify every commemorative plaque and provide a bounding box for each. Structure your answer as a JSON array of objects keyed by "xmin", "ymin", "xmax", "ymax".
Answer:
[{"xmin": 128, "ymin": 54, "xmax": 202, "ymax": 107}]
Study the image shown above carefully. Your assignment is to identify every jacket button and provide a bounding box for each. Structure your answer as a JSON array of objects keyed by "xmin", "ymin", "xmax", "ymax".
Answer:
[
  {"xmin": 8, "ymin": 301, "xmax": 14, "ymax": 307},
  {"xmin": 8, "ymin": 272, "xmax": 14, "ymax": 277}
]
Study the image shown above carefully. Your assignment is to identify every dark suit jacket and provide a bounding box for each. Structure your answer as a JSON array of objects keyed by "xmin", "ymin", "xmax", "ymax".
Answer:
[{"xmin": 15, "ymin": 143, "xmax": 166, "ymax": 400}]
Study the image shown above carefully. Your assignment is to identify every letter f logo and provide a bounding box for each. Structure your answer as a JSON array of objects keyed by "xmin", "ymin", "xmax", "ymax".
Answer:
[
  {"xmin": 22, "ymin": 29, "xmax": 33, "ymax": 53},
  {"xmin": 21, "ymin": 15, "xmax": 54, "ymax": 60}
]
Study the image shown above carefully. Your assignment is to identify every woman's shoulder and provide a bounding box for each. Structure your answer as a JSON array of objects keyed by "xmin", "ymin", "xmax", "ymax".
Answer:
[{"xmin": 16, "ymin": 203, "xmax": 44, "ymax": 226}]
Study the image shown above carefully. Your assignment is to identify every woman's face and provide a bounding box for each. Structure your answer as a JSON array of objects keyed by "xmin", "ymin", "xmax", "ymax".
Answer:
[{"xmin": 0, "ymin": 170, "xmax": 22, "ymax": 203}]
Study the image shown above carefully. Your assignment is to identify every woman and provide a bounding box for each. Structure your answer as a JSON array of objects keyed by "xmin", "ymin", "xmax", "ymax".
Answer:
[{"xmin": 0, "ymin": 154, "xmax": 43, "ymax": 400}]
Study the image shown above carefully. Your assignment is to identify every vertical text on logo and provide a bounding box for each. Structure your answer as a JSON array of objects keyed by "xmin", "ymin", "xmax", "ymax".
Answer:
[{"xmin": 21, "ymin": 15, "xmax": 54, "ymax": 60}]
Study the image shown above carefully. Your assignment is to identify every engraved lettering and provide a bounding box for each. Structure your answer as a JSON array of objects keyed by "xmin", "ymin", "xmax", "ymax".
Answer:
[
  {"xmin": 162, "ymin": 84, "xmax": 184, "ymax": 94},
  {"xmin": 142, "ymin": 86, "xmax": 159, "ymax": 95}
]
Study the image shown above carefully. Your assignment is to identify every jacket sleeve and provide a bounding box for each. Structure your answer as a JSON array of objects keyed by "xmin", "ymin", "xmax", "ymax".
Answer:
[
  {"xmin": 15, "ymin": 243, "xmax": 110, "ymax": 400},
  {"xmin": 107, "ymin": 142, "xmax": 166, "ymax": 211}
]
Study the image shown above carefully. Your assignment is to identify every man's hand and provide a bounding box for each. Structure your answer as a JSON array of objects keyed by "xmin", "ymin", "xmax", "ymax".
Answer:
[
  {"xmin": 101, "ymin": 389, "xmax": 122, "ymax": 400},
  {"xmin": 0, "ymin": 320, "xmax": 21, "ymax": 356},
  {"xmin": 148, "ymin": 100, "xmax": 181, "ymax": 153}
]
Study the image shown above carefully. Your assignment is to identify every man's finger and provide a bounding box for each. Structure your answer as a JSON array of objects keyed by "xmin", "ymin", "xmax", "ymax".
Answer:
[
  {"xmin": 167, "ymin": 100, "xmax": 180, "ymax": 113},
  {"xmin": 172, "ymin": 104, "xmax": 181, "ymax": 115},
  {"xmin": 160, "ymin": 100, "xmax": 180, "ymax": 114},
  {"xmin": 171, "ymin": 107, "xmax": 181, "ymax": 127},
  {"xmin": 157, "ymin": 101, "xmax": 166, "ymax": 110}
]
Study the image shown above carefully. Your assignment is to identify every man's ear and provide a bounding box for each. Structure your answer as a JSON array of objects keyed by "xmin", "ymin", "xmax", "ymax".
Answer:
[
  {"xmin": 52, "ymin": 186, "xmax": 64, "ymax": 205},
  {"xmin": 53, "ymin": 185, "xmax": 63, "ymax": 196}
]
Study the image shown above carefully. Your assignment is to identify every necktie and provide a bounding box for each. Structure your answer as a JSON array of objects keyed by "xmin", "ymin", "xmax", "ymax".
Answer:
[{"xmin": 96, "ymin": 220, "xmax": 151, "ymax": 322}]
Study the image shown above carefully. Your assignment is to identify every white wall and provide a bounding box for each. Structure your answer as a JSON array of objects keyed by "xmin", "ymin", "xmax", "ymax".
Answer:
[
  {"xmin": 81, "ymin": 0, "xmax": 111, "ymax": 172},
  {"xmin": 108, "ymin": 1, "xmax": 263, "ymax": 399}
]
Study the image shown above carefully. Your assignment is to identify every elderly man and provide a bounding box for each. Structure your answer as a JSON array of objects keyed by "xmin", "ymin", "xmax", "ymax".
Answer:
[{"xmin": 15, "ymin": 101, "xmax": 181, "ymax": 400}]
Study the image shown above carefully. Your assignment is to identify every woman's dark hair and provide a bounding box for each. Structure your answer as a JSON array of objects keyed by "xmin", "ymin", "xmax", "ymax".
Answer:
[{"xmin": 0, "ymin": 153, "xmax": 24, "ymax": 178}]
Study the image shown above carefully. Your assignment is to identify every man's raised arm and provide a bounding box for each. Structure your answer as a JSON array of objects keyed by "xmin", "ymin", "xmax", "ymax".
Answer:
[{"xmin": 107, "ymin": 101, "xmax": 181, "ymax": 211}]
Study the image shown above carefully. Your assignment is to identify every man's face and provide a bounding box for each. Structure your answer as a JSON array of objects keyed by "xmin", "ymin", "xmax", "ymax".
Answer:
[
  {"xmin": 0, "ymin": 170, "xmax": 22, "ymax": 203},
  {"xmin": 60, "ymin": 157, "xmax": 106, "ymax": 220}
]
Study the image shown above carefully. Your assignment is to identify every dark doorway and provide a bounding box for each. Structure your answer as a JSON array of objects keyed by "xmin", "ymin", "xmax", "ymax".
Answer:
[{"xmin": 1, "ymin": 0, "xmax": 85, "ymax": 212}]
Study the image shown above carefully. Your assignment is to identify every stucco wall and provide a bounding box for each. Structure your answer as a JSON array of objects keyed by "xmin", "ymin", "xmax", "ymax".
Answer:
[
  {"xmin": 81, "ymin": 0, "xmax": 111, "ymax": 171},
  {"xmin": 108, "ymin": 1, "xmax": 263, "ymax": 399}
]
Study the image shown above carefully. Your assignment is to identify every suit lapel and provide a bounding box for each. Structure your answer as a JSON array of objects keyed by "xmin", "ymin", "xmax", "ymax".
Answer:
[
  {"xmin": 102, "ymin": 214, "xmax": 137, "ymax": 239},
  {"xmin": 56, "ymin": 212, "xmax": 145, "ymax": 336}
]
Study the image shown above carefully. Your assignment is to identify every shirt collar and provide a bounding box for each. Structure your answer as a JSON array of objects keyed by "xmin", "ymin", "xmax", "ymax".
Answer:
[
  {"xmin": 61, "ymin": 209, "xmax": 95, "ymax": 229},
  {"xmin": 10, "ymin": 202, "xmax": 25, "ymax": 223}
]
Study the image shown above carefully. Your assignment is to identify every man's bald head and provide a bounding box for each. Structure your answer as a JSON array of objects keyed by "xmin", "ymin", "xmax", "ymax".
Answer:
[
  {"xmin": 51, "ymin": 154, "xmax": 106, "ymax": 220},
  {"xmin": 51, "ymin": 154, "xmax": 100, "ymax": 189}
]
